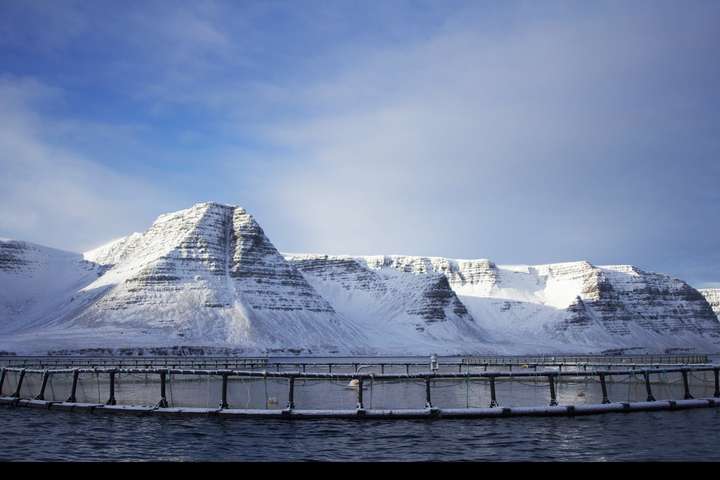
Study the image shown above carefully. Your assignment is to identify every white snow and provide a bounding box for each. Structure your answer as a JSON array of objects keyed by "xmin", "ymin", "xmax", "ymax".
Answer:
[{"xmin": 0, "ymin": 241, "xmax": 102, "ymax": 329}]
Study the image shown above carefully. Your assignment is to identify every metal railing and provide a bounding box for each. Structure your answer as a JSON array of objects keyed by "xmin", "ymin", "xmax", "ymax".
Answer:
[
  {"xmin": 0, "ymin": 354, "xmax": 710, "ymax": 373},
  {"xmin": 0, "ymin": 356, "xmax": 269, "ymax": 369},
  {"xmin": 460, "ymin": 354, "xmax": 709, "ymax": 365}
]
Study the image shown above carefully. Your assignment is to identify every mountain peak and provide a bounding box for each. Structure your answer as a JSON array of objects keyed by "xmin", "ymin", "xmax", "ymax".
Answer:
[
  {"xmin": 2, "ymin": 201, "xmax": 366, "ymax": 354},
  {"xmin": 189, "ymin": 201, "xmax": 244, "ymax": 213}
]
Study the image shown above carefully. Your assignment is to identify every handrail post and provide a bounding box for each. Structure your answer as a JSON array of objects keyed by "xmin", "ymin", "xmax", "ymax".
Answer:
[
  {"xmin": 67, "ymin": 369, "xmax": 79, "ymax": 403},
  {"xmin": 12, "ymin": 369, "xmax": 26, "ymax": 398},
  {"xmin": 643, "ymin": 371, "xmax": 655, "ymax": 402},
  {"xmin": 714, "ymin": 368, "xmax": 720, "ymax": 398},
  {"xmin": 107, "ymin": 370, "xmax": 117, "ymax": 405},
  {"xmin": 219, "ymin": 373, "xmax": 229, "ymax": 409},
  {"xmin": 548, "ymin": 374, "xmax": 558, "ymax": 406},
  {"xmin": 489, "ymin": 376, "xmax": 498, "ymax": 407},
  {"xmin": 0, "ymin": 368, "xmax": 5, "ymax": 396},
  {"xmin": 158, "ymin": 370, "xmax": 169, "ymax": 408},
  {"xmin": 599, "ymin": 373, "xmax": 610, "ymax": 404},
  {"xmin": 286, "ymin": 376, "xmax": 295, "ymax": 411},
  {"xmin": 425, "ymin": 377, "xmax": 432, "ymax": 409},
  {"xmin": 356, "ymin": 377, "xmax": 364, "ymax": 411},
  {"xmin": 681, "ymin": 370, "xmax": 693, "ymax": 400},
  {"xmin": 35, "ymin": 370, "xmax": 50, "ymax": 400}
]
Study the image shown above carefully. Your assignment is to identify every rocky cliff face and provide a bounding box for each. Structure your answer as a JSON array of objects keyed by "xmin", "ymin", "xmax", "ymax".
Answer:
[
  {"xmin": 286, "ymin": 254, "xmax": 487, "ymax": 352},
  {"xmin": 573, "ymin": 265, "xmax": 720, "ymax": 338},
  {"xmin": 288, "ymin": 254, "xmax": 471, "ymax": 324},
  {"xmin": 450, "ymin": 260, "xmax": 720, "ymax": 350},
  {"xmin": 80, "ymin": 203, "xmax": 337, "ymax": 317},
  {"xmin": 0, "ymin": 240, "xmax": 32, "ymax": 272}
]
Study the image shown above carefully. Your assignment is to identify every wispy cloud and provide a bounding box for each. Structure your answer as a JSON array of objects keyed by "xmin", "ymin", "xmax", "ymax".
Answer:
[
  {"xmin": 248, "ymin": 2, "xmax": 720, "ymax": 282},
  {"xmin": 0, "ymin": 1, "xmax": 719, "ymax": 286},
  {"xmin": 0, "ymin": 75, "xmax": 179, "ymax": 251}
]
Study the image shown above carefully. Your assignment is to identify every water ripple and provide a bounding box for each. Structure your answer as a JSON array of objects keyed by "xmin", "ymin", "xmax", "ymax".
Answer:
[{"xmin": 1, "ymin": 406, "xmax": 719, "ymax": 461}]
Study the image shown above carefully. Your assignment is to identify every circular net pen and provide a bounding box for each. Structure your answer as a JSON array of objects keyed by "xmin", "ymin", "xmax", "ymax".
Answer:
[{"xmin": 1, "ymin": 365, "xmax": 719, "ymax": 419}]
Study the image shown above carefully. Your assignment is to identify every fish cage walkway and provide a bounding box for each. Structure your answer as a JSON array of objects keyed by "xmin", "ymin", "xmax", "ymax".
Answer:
[
  {"xmin": 2, "ymin": 364, "xmax": 720, "ymax": 420},
  {"xmin": 0, "ymin": 353, "xmax": 711, "ymax": 373}
]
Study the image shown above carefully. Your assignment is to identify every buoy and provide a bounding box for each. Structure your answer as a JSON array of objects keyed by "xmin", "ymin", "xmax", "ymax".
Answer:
[{"xmin": 430, "ymin": 354, "xmax": 439, "ymax": 372}]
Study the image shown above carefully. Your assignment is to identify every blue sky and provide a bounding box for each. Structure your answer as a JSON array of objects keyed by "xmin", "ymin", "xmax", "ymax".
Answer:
[{"xmin": 1, "ymin": 0, "xmax": 719, "ymax": 286}]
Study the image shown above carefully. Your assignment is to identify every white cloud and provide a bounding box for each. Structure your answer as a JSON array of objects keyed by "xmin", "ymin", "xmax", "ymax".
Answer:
[
  {"xmin": 248, "ymin": 3, "xmax": 720, "ymax": 271},
  {"xmin": 0, "ymin": 76, "xmax": 179, "ymax": 252}
]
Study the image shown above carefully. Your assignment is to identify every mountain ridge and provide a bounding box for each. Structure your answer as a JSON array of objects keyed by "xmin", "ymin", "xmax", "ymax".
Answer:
[{"xmin": 1, "ymin": 202, "xmax": 718, "ymax": 355}]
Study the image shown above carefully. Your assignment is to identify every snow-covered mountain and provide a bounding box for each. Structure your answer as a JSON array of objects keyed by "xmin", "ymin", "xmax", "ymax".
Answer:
[
  {"xmin": 1, "ymin": 202, "xmax": 719, "ymax": 355},
  {"xmin": 286, "ymin": 254, "xmax": 489, "ymax": 353},
  {"xmin": 0, "ymin": 203, "xmax": 368, "ymax": 355},
  {"xmin": 285, "ymin": 255, "xmax": 720, "ymax": 354}
]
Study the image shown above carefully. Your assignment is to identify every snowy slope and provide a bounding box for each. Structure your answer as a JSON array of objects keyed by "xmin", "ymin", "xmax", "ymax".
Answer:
[
  {"xmin": 699, "ymin": 288, "xmax": 720, "ymax": 319},
  {"xmin": 0, "ymin": 240, "xmax": 104, "ymax": 334},
  {"xmin": 0, "ymin": 203, "xmax": 369, "ymax": 355},
  {"xmin": 83, "ymin": 232, "xmax": 143, "ymax": 266},
  {"xmin": 286, "ymin": 254, "xmax": 491, "ymax": 354}
]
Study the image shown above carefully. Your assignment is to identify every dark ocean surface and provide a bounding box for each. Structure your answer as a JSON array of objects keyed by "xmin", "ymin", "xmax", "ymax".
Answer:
[{"xmin": 2, "ymin": 405, "xmax": 720, "ymax": 461}]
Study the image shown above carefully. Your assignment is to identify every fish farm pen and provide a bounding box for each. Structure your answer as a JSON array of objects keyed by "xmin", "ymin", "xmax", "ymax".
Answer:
[{"xmin": 1, "ymin": 354, "xmax": 720, "ymax": 419}]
